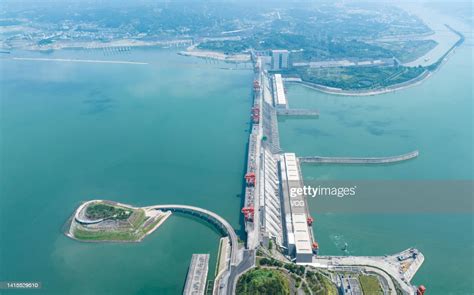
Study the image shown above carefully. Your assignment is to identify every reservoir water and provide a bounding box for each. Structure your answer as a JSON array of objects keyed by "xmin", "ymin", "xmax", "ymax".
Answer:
[
  {"xmin": 1, "ymin": 43, "xmax": 472, "ymax": 295},
  {"xmin": 279, "ymin": 44, "xmax": 473, "ymax": 294},
  {"xmin": 0, "ymin": 49, "xmax": 252, "ymax": 294}
]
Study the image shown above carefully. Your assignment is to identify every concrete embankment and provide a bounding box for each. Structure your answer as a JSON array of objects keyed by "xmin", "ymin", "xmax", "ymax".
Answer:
[
  {"xmin": 288, "ymin": 71, "xmax": 430, "ymax": 97},
  {"xmin": 276, "ymin": 108, "xmax": 320, "ymax": 117},
  {"xmin": 299, "ymin": 150, "xmax": 419, "ymax": 164}
]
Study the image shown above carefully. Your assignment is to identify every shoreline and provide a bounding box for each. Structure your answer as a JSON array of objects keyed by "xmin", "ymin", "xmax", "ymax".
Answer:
[
  {"xmin": 6, "ymin": 38, "xmax": 194, "ymax": 52},
  {"xmin": 67, "ymin": 200, "xmax": 172, "ymax": 243},
  {"xmin": 137, "ymin": 211, "xmax": 172, "ymax": 242},
  {"xmin": 288, "ymin": 24, "xmax": 464, "ymax": 97},
  {"xmin": 287, "ymin": 69, "xmax": 432, "ymax": 97}
]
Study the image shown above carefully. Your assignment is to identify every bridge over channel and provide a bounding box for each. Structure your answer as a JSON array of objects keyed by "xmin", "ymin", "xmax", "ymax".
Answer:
[
  {"xmin": 146, "ymin": 204, "xmax": 240, "ymax": 266},
  {"xmin": 299, "ymin": 150, "xmax": 419, "ymax": 164}
]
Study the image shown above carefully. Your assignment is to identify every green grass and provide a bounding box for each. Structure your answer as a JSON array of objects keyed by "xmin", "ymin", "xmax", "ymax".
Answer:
[
  {"xmin": 85, "ymin": 203, "xmax": 132, "ymax": 220},
  {"xmin": 359, "ymin": 275, "xmax": 383, "ymax": 295},
  {"xmin": 128, "ymin": 209, "xmax": 146, "ymax": 228},
  {"xmin": 378, "ymin": 40, "xmax": 438, "ymax": 63},
  {"xmin": 236, "ymin": 268, "xmax": 290, "ymax": 295},
  {"xmin": 305, "ymin": 270, "xmax": 338, "ymax": 295},
  {"xmin": 215, "ymin": 238, "xmax": 224, "ymax": 276},
  {"xmin": 73, "ymin": 227, "xmax": 138, "ymax": 241},
  {"xmin": 296, "ymin": 65, "xmax": 425, "ymax": 90},
  {"xmin": 72, "ymin": 203, "xmax": 161, "ymax": 242},
  {"xmin": 197, "ymin": 40, "xmax": 248, "ymax": 54},
  {"xmin": 141, "ymin": 214, "xmax": 164, "ymax": 234}
]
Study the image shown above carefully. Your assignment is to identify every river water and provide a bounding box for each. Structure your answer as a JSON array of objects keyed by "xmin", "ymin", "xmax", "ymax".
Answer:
[
  {"xmin": 0, "ymin": 48, "xmax": 252, "ymax": 294},
  {"xmin": 280, "ymin": 44, "xmax": 473, "ymax": 294},
  {"xmin": 0, "ymin": 35, "xmax": 472, "ymax": 295}
]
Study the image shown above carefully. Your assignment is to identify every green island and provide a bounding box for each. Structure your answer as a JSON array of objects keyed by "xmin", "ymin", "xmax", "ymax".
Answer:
[
  {"xmin": 68, "ymin": 200, "xmax": 171, "ymax": 242},
  {"xmin": 85, "ymin": 203, "xmax": 132, "ymax": 220}
]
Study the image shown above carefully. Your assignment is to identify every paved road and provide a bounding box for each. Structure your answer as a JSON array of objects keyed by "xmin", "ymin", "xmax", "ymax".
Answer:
[
  {"xmin": 226, "ymin": 249, "xmax": 256, "ymax": 295},
  {"xmin": 313, "ymin": 254, "xmax": 414, "ymax": 294},
  {"xmin": 146, "ymin": 204, "xmax": 240, "ymax": 265}
]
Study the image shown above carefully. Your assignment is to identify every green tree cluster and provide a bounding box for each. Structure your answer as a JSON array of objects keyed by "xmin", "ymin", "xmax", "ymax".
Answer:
[{"xmin": 236, "ymin": 269, "xmax": 290, "ymax": 295}]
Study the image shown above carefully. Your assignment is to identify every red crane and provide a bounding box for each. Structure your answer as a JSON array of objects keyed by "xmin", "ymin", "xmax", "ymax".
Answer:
[
  {"xmin": 307, "ymin": 216, "xmax": 314, "ymax": 226},
  {"xmin": 253, "ymin": 80, "xmax": 260, "ymax": 91},
  {"xmin": 312, "ymin": 241, "xmax": 319, "ymax": 254},
  {"xmin": 245, "ymin": 172, "xmax": 256, "ymax": 186},
  {"xmin": 417, "ymin": 285, "xmax": 426, "ymax": 295},
  {"xmin": 241, "ymin": 207, "xmax": 255, "ymax": 221},
  {"xmin": 252, "ymin": 107, "xmax": 260, "ymax": 124}
]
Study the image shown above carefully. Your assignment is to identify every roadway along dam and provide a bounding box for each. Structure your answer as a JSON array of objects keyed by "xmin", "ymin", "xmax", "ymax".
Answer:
[{"xmin": 145, "ymin": 204, "xmax": 240, "ymax": 266}]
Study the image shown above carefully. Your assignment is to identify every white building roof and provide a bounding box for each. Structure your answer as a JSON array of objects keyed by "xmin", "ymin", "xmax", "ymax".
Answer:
[
  {"xmin": 282, "ymin": 153, "xmax": 313, "ymax": 256},
  {"xmin": 292, "ymin": 213, "xmax": 312, "ymax": 254},
  {"xmin": 283, "ymin": 153, "xmax": 299, "ymax": 181},
  {"xmin": 274, "ymin": 74, "xmax": 287, "ymax": 106}
]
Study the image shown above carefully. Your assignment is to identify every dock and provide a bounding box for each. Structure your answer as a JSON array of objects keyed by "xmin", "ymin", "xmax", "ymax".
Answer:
[
  {"xmin": 183, "ymin": 254, "xmax": 210, "ymax": 295},
  {"xmin": 299, "ymin": 150, "xmax": 419, "ymax": 164}
]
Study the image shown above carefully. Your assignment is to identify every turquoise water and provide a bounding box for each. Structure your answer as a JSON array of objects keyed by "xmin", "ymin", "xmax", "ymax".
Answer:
[
  {"xmin": 0, "ymin": 44, "xmax": 472, "ymax": 294},
  {"xmin": 279, "ymin": 45, "xmax": 473, "ymax": 294},
  {"xmin": 0, "ymin": 49, "xmax": 253, "ymax": 294}
]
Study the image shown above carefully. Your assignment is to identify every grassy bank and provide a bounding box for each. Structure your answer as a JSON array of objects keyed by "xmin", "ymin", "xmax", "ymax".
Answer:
[
  {"xmin": 236, "ymin": 268, "xmax": 290, "ymax": 295},
  {"xmin": 359, "ymin": 275, "xmax": 383, "ymax": 295},
  {"xmin": 294, "ymin": 65, "xmax": 425, "ymax": 90},
  {"xmin": 70, "ymin": 201, "xmax": 168, "ymax": 242}
]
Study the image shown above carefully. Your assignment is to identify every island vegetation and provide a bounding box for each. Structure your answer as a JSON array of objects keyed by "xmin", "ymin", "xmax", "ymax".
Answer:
[
  {"xmin": 85, "ymin": 202, "xmax": 132, "ymax": 220},
  {"xmin": 68, "ymin": 200, "xmax": 171, "ymax": 242}
]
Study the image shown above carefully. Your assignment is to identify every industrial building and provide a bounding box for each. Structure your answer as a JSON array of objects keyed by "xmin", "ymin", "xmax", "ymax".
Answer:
[
  {"xmin": 259, "ymin": 149, "xmax": 284, "ymax": 246},
  {"xmin": 271, "ymin": 49, "xmax": 289, "ymax": 70},
  {"xmin": 280, "ymin": 153, "xmax": 314, "ymax": 263},
  {"xmin": 273, "ymin": 74, "xmax": 287, "ymax": 108}
]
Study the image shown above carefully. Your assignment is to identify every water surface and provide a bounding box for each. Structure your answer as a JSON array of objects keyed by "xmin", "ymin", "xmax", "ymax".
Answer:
[{"xmin": 0, "ymin": 48, "xmax": 253, "ymax": 294}]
